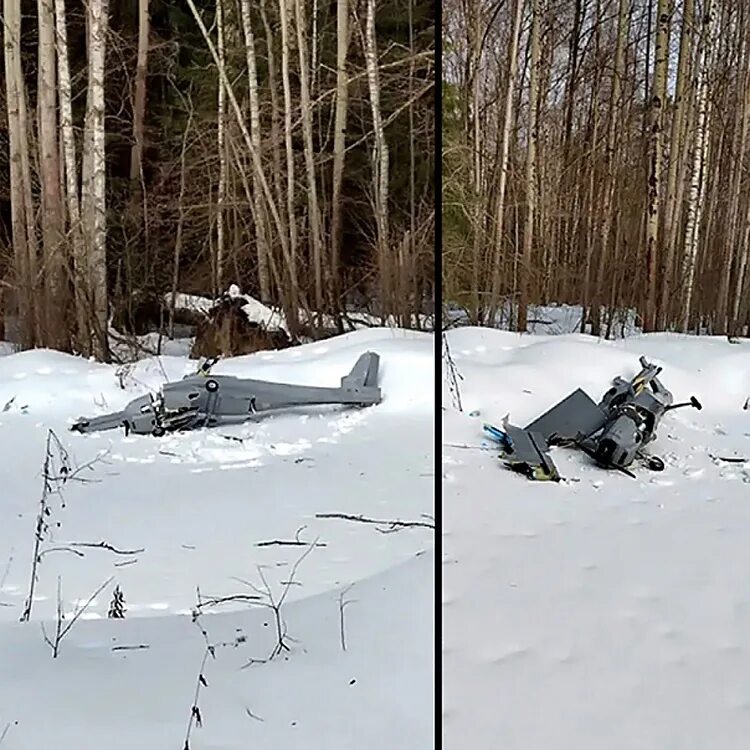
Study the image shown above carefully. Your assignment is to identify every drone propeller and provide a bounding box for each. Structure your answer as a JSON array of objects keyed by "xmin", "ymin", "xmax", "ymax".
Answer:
[{"xmin": 665, "ymin": 395, "xmax": 702, "ymax": 412}]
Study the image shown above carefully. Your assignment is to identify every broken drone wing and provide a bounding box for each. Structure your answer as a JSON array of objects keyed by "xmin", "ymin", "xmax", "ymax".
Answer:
[
  {"xmin": 485, "ymin": 388, "xmax": 606, "ymax": 482},
  {"xmin": 524, "ymin": 387, "xmax": 606, "ymax": 442},
  {"xmin": 501, "ymin": 423, "xmax": 559, "ymax": 481}
]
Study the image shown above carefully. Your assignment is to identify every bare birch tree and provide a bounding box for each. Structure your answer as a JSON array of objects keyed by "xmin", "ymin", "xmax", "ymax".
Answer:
[
  {"xmin": 517, "ymin": 0, "xmax": 541, "ymax": 333},
  {"xmin": 365, "ymin": 0, "xmax": 391, "ymax": 316},
  {"xmin": 295, "ymin": 0, "xmax": 324, "ymax": 314},
  {"xmin": 681, "ymin": 0, "xmax": 713, "ymax": 332},
  {"xmin": 38, "ymin": 0, "xmax": 67, "ymax": 348},
  {"xmin": 644, "ymin": 0, "xmax": 672, "ymax": 331},
  {"xmin": 130, "ymin": 0, "xmax": 149, "ymax": 185},
  {"xmin": 239, "ymin": 0, "xmax": 271, "ymax": 302},
  {"xmin": 330, "ymin": 0, "xmax": 351, "ymax": 318},
  {"xmin": 80, "ymin": 0, "xmax": 110, "ymax": 359}
]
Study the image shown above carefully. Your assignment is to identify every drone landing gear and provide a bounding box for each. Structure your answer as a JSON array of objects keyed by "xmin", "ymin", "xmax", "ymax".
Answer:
[{"xmin": 636, "ymin": 452, "xmax": 665, "ymax": 471}]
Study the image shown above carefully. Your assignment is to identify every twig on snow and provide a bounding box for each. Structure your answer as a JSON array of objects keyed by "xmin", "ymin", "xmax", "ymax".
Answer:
[
  {"xmin": 69, "ymin": 541, "xmax": 145, "ymax": 555},
  {"xmin": 21, "ymin": 431, "xmax": 108, "ymax": 622},
  {"xmin": 41, "ymin": 576, "xmax": 113, "ymax": 658},
  {"xmin": 315, "ymin": 512, "xmax": 435, "ymax": 532},
  {"xmin": 338, "ymin": 584, "xmax": 356, "ymax": 652},
  {"xmin": 255, "ymin": 525, "xmax": 327, "ymax": 548},
  {"xmin": 235, "ymin": 540, "xmax": 318, "ymax": 662}
]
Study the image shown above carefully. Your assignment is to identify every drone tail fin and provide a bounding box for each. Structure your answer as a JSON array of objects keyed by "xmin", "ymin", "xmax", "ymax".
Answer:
[{"xmin": 341, "ymin": 351, "xmax": 380, "ymax": 390}]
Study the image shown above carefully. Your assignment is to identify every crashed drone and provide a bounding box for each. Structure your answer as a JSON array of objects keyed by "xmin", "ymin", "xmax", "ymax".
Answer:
[
  {"xmin": 483, "ymin": 356, "xmax": 702, "ymax": 481},
  {"xmin": 71, "ymin": 352, "xmax": 381, "ymax": 436}
]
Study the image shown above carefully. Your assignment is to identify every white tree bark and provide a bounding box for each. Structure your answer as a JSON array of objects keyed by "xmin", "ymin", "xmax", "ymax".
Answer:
[
  {"xmin": 330, "ymin": 0, "xmax": 351, "ymax": 316},
  {"xmin": 216, "ymin": 0, "xmax": 226, "ymax": 292},
  {"xmin": 54, "ymin": 0, "xmax": 87, "ymax": 348},
  {"xmin": 645, "ymin": 0, "xmax": 672, "ymax": 330},
  {"xmin": 517, "ymin": 0, "xmax": 541, "ymax": 333},
  {"xmin": 488, "ymin": 0, "xmax": 524, "ymax": 321},
  {"xmin": 681, "ymin": 0, "xmax": 713, "ymax": 332},
  {"xmin": 130, "ymin": 0, "xmax": 149, "ymax": 183},
  {"xmin": 279, "ymin": 0, "xmax": 299, "ymax": 298},
  {"xmin": 239, "ymin": 0, "xmax": 271, "ymax": 302},
  {"xmin": 295, "ymin": 0, "xmax": 324, "ymax": 314},
  {"xmin": 81, "ymin": 0, "xmax": 110, "ymax": 359},
  {"xmin": 365, "ymin": 0, "xmax": 390, "ymax": 315}
]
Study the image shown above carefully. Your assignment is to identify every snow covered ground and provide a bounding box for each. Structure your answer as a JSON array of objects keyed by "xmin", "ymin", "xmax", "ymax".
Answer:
[
  {"xmin": 442, "ymin": 328, "xmax": 750, "ymax": 749},
  {"xmin": 0, "ymin": 328, "xmax": 434, "ymax": 749}
]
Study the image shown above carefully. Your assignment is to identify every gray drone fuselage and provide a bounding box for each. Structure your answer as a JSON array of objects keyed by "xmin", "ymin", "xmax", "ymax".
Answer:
[{"xmin": 71, "ymin": 351, "xmax": 382, "ymax": 436}]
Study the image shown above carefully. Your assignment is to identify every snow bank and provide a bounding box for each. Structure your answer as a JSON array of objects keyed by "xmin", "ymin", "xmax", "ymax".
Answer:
[
  {"xmin": 443, "ymin": 329, "xmax": 750, "ymax": 749},
  {"xmin": 0, "ymin": 328, "xmax": 434, "ymax": 749}
]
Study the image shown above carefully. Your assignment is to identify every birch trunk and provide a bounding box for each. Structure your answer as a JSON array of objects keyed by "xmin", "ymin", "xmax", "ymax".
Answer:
[
  {"xmin": 294, "ymin": 0, "xmax": 324, "ymax": 316},
  {"xmin": 239, "ymin": 0, "xmax": 271, "ymax": 302},
  {"xmin": 594, "ymin": 0, "xmax": 629, "ymax": 335},
  {"xmin": 365, "ymin": 0, "xmax": 390, "ymax": 316},
  {"xmin": 719, "ymin": 19, "xmax": 750, "ymax": 334},
  {"xmin": 644, "ymin": 0, "xmax": 671, "ymax": 331},
  {"xmin": 54, "ymin": 0, "xmax": 86, "ymax": 348},
  {"xmin": 259, "ymin": 0, "xmax": 284, "ymax": 216},
  {"xmin": 216, "ymin": 0, "xmax": 226, "ymax": 292},
  {"xmin": 81, "ymin": 0, "xmax": 110, "ymax": 360},
  {"xmin": 487, "ymin": 0, "xmax": 524, "ymax": 322},
  {"xmin": 660, "ymin": 0, "xmax": 693, "ymax": 329},
  {"xmin": 279, "ymin": 0, "xmax": 299, "ymax": 306},
  {"xmin": 517, "ymin": 0, "xmax": 541, "ymax": 333},
  {"xmin": 330, "ymin": 0, "xmax": 350, "ymax": 318},
  {"xmin": 681, "ymin": 0, "xmax": 713, "ymax": 332},
  {"xmin": 130, "ymin": 0, "xmax": 149, "ymax": 184}
]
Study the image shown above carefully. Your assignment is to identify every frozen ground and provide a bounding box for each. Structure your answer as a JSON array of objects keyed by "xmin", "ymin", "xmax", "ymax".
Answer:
[
  {"xmin": 0, "ymin": 328, "xmax": 434, "ymax": 749},
  {"xmin": 442, "ymin": 327, "xmax": 750, "ymax": 749}
]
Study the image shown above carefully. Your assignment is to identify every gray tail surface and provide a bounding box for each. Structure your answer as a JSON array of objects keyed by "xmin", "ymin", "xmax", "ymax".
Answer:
[{"xmin": 341, "ymin": 351, "xmax": 380, "ymax": 390}]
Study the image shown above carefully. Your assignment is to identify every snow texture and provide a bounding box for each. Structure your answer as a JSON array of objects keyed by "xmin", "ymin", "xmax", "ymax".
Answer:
[
  {"xmin": 443, "ymin": 326, "xmax": 750, "ymax": 749},
  {"xmin": 0, "ymin": 328, "xmax": 434, "ymax": 749}
]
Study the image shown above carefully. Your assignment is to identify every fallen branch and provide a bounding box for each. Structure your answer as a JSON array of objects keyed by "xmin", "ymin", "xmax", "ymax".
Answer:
[
  {"xmin": 315, "ymin": 512, "xmax": 435, "ymax": 531},
  {"xmin": 69, "ymin": 541, "xmax": 145, "ymax": 555},
  {"xmin": 255, "ymin": 525, "xmax": 326, "ymax": 548},
  {"xmin": 195, "ymin": 593, "xmax": 261, "ymax": 611},
  {"xmin": 37, "ymin": 546, "xmax": 85, "ymax": 559},
  {"xmin": 112, "ymin": 644, "xmax": 149, "ymax": 652}
]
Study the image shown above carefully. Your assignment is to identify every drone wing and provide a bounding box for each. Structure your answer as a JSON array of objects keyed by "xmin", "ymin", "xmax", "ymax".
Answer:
[{"xmin": 524, "ymin": 388, "xmax": 607, "ymax": 442}]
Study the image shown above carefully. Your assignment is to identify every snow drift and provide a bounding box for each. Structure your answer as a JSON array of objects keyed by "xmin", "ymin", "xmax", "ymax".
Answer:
[
  {"xmin": 0, "ymin": 328, "xmax": 434, "ymax": 749},
  {"xmin": 443, "ymin": 328, "xmax": 750, "ymax": 749}
]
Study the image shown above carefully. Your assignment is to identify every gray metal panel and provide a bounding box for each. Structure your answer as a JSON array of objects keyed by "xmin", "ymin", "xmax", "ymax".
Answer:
[{"xmin": 524, "ymin": 388, "xmax": 607, "ymax": 442}]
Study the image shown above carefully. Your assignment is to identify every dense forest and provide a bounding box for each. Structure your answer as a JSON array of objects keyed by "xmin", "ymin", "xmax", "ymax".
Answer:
[
  {"xmin": 0, "ymin": 0, "xmax": 435, "ymax": 360},
  {"xmin": 444, "ymin": 0, "xmax": 750, "ymax": 337}
]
